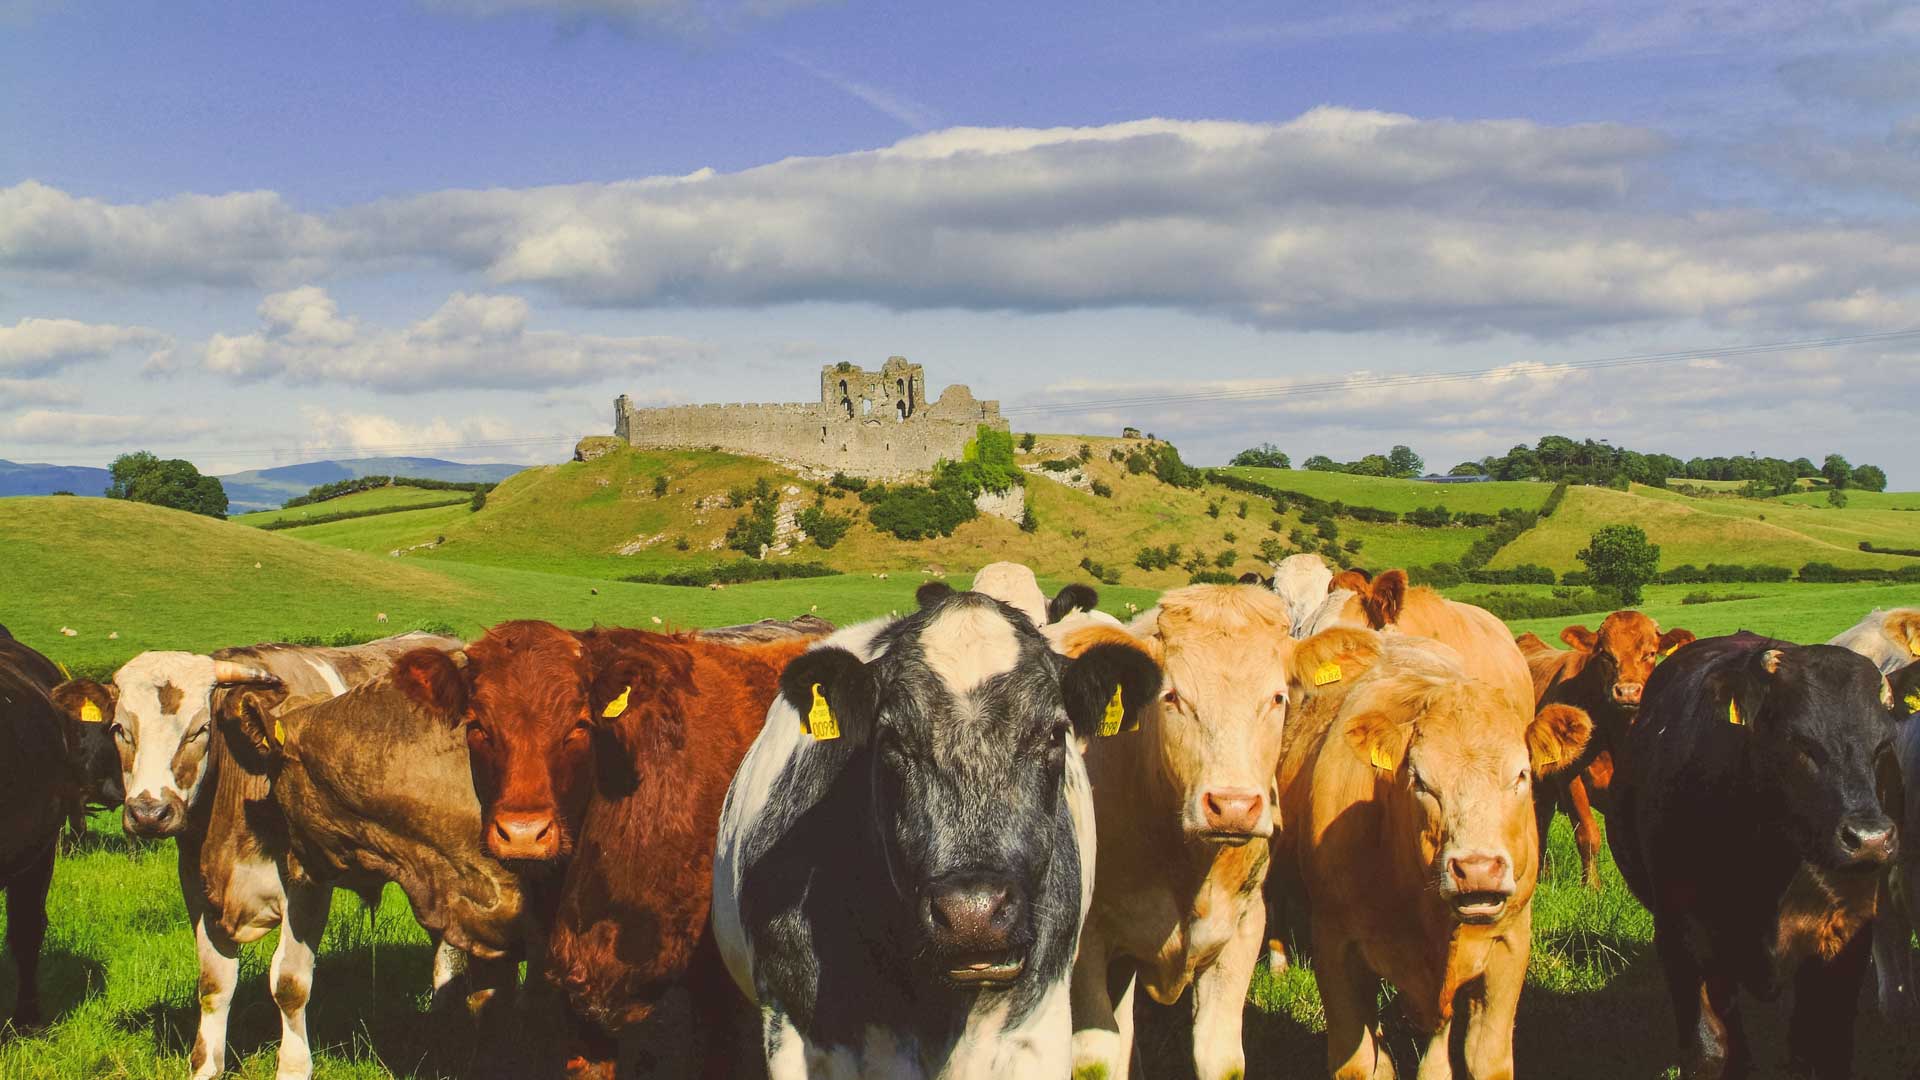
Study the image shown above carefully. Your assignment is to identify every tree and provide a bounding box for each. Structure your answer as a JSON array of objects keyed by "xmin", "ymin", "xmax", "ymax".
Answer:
[
  {"xmin": 1852, "ymin": 464, "xmax": 1888, "ymax": 492},
  {"xmin": 1448, "ymin": 461, "xmax": 1485, "ymax": 477},
  {"xmin": 1387, "ymin": 445, "xmax": 1425, "ymax": 479},
  {"xmin": 1349, "ymin": 453, "xmax": 1391, "ymax": 477},
  {"xmin": 1229, "ymin": 443, "xmax": 1291, "ymax": 469},
  {"xmin": 1827, "ymin": 488, "xmax": 1848, "ymax": 509},
  {"xmin": 1576, "ymin": 525, "xmax": 1661, "ymax": 605},
  {"xmin": 105, "ymin": 451, "xmax": 228, "ymax": 518},
  {"xmin": 1822, "ymin": 453, "xmax": 1853, "ymax": 490},
  {"xmin": 1303, "ymin": 454, "xmax": 1339, "ymax": 472}
]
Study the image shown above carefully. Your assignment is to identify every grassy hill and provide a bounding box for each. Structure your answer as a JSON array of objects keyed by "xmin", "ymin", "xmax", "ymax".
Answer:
[
  {"xmin": 1220, "ymin": 466, "xmax": 1552, "ymax": 514},
  {"xmin": 234, "ymin": 485, "xmax": 477, "ymax": 527}
]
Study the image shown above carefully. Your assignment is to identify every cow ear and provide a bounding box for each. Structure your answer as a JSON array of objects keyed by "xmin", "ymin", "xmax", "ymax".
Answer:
[
  {"xmin": 220, "ymin": 686, "xmax": 291, "ymax": 764},
  {"xmin": 916, "ymin": 582, "xmax": 955, "ymax": 609},
  {"xmin": 1327, "ymin": 569, "xmax": 1371, "ymax": 595},
  {"xmin": 1360, "ymin": 571, "xmax": 1407, "ymax": 629},
  {"xmin": 393, "ymin": 647, "xmax": 469, "ymax": 725},
  {"xmin": 1560, "ymin": 625, "xmax": 1598, "ymax": 652},
  {"xmin": 1289, "ymin": 627, "xmax": 1381, "ymax": 696},
  {"xmin": 1528, "ymin": 704, "xmax": 1593, "ymax": 778},
  {"xmin": 1889, "ymin": 610, "xmax": 1920, "ymax": 658},
  {"xmin": 780, "ymin": 647, "xmax": 876, "ymax": 745},
  {"xmin": 51, "ymin": 680, "xmax": 116, "ymax": 729},
  {"xmin": 1344, "ymin": 711, "xmax": 1409, "ymax": 773},
  {"xmin": 1890, "ymin": 661, "xmax": 1920, "ymax": 720},
  {"xmin": 591, "ymin": 639, "xmax": 694, "ymax": 726},
  {"xmin": 1657, "ymin": 628, "xmax": 1696, "ymax": 656},
  {"xmin": 1047, "ymin": 583, "xmax": 1099, "ymax": 625},
  {"xmin": 1062, "ymin": 641, "xmax": 1161, "ymax": 739}
]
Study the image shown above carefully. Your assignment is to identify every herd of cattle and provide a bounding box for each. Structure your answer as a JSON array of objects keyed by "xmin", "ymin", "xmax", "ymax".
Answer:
[{"xmin": 1, "ymin": 553, "xmax": 1918, "ymax": 1079}]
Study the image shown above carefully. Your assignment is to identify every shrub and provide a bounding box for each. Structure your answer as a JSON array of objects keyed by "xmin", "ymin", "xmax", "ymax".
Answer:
[
  {"xmin": 725, "ymin": 490, "xmax": 780, "ymax": 556},
  {"xmin": 1134, "ymin": 544, "xmax": 1182, "ymax": 571},
  {"xmin": 1258, "ymin": 538, "xmax": 1287, "ymax": 562},
  {"xmin": 468, "ymin": 489, "xmax": 487, "ymax": 512},
  {"xmin": 1040, "ymin": 458, "xmax": 1079, "ymax": 472},
  {"xmin": 622, "ymin": 561, "xmax": 836, "ymax": 587},
  {"xmin": 652, "ymin": 475, "xmax": 669, "ymax": 498},
  {"xmin": 798, "ymin": 505, "xmax": 853, "ymax": 549},
  {"xmin": 1216, "ymin": 549, "xmax": 1239, "ymax": 568},
  {"xmin": 829, "ymin": 472, "xmax": 869, "ymax": 493},
  {"xmin": 1188, "ymin": 570, "xmax": 1239, "ymax": 585},
  {"xmin": 1860, "ymin": 541, "xmax": 1920, "ymax": 558},
  {"xmin": 1410, "ymin": 563, "xmax": 1466, "ymax": 588},
  {"xmin": 1465, "ymin": 565, "xmax": 1556, "ymax": 586},
  {"xmin": 1404, "ymin": 506, "xmax": 1453, "ymax": 528},
  {"xmin": 1237, "ymin": 500, "xmax": 1249, "ymax": 519},
  {"xmin": 1799, "ymin": 563, "xmax": 1920, "ymax": 583},
  {"xmin": 674, "ymin": 536, "xmax": 690, "ymax": 551},
  {"xmin": 1455, "ymin": 587, "xmax": 1625, "ymax": 621},
  {"xmin": 1206, "ymin": 501, "xmax": 1222, "ymax": 519},
  {"xmin": 1079, "ymin": 444, "xmax": 1093, "ymax": 462},
  {"xmin": 1682, "ymin": 591, "xmax": 1761, "ymax": 605},
  {"xmin": 1019, "ymin": 432, "xmax": 1037, "ymax": 451},
  {"xmin": 1090, "ymin": 479, "xmax": 1114, "ymax": 498}
]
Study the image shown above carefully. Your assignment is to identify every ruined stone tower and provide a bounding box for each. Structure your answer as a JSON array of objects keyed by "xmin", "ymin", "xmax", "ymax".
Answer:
[{"xmin": 610, "ymin": 357, "xmax": 1006, "ymax": 480}]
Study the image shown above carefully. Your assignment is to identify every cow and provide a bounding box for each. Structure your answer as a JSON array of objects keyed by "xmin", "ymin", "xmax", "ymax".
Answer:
[
  {"xmin": 712, "ymin": 584, "xmax": 1161, "ymax": 1078},
  {"xmin": 1873, "ymin": 661, "xmax": 1920, "ymax": 1020},
  {"xmin": 233, "ymin": 660, "xmax": 531, "ymax": 1022},
  {"xmin": 1271, "ymin": 553, "xmax": 1336, "ymax": 637},
  {"xmin": 48, "ymin": 632, "xmax": 460, "ymax": 1080},
  {"xmin": 0, "ymin": 627, "xmax": 78, "ymax": 1030},
  {"xmin": 1515, "ymin": 614, "xmax": 1695, "ymax": 888},
  {"xmin": 1055, "ymin": 587, "xmax": 1380, "ymax": 1080},
  {"xmin": 1273, "ymin": 633, "xmax": 1591, "ymax": 1079},
  {"xmin": 1611, "ymin": 633, "xmax": 1899, "ymax": 1079},
  {"xmin": 390, "ymin": 617, "xmax": 829, "ymax": 1079},
  {"xmin": 1829, "ymin": 608, "xmax": 1920, "ymax": 674},
  {"xmin": 969, "ymin": 561, "xmax": 1101, "ymax": 630}
]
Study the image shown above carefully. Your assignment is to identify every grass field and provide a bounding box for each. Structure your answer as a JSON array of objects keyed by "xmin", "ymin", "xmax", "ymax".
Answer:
[
  {"xmin": 1218, "ymin": 468, "xmax": 1552, "ymax": 515},
  {"xmin": 233, "ymin": 488, "xmax": 476, "ymax": 528}
]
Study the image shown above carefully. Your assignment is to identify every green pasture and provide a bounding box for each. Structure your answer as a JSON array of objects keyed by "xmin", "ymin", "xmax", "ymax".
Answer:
[
  {"xmin": 1218, "ymin": 468, "xmax": 1553, "ymax": 515},
  {"xmin": 233, "ymin": 488, "xmax": 474, "ymax": 528}
]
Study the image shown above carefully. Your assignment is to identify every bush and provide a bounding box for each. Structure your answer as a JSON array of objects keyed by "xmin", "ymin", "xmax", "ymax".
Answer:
[
  {"xmin": 1216, "ymin": 549, "xmax": 1239, "ymax": 568},
  {"xmin": 1682, "ymin": 591, "xmax": 1761, "ymax": 605},
  {"xmin": 798, "ymin": 505, "xmax": 853, "ymax": 549},
  {"xmin": 1229, "ymin": 443, "xmax": 1291, "ymax": 469},
  {"xmin": 1404, "ymin": 505, "xmax": 1453, "ymax": 528},
  {"xmin": 1206, "ymin": 501, "xmax": 1222, "ymax": 519},
  {"xmin": 1861, "ymin": 541, "xmax": 1920, "ymax": 558},
  {"xmin": 725, "ymin": 490, "xmax": 780, "ymax": 556},
  {"xmin": 1800, "ymin": 562, "xmax": 1920, "ymax": 583},
  {"xmin": 1039, "ymin": 458, "xmax": 1079, "ymax": 472},
  {"xmin": 674, "ymin": 536, "xmax": 690, "ymax": 551},
  {"xmin": 259, "ymin": 497, "xmax": 470, "ymax": 530},
  {"xmin": 1465, "ymin": 565, "xmax": 1556, "ymax": 586},
  {"xmin": 1655, "ymin": 564, "xmax": 1793, "ymax": 584},
  {"xmin": 1135, "ymin": 544, "xmax": 1182, "ymax": 571},
  {"xmin": 469, "ymin": 489, "xmax": 487, "ymax": 512},
  {"xmin": 1090, "ymin": 479, "xmax": 1113, "ymax": 498},
  {"xmin": 1258, "ymin": 538, "xmax": 1287, "ymax": 562},
  {"xmin": 622, "ymin": 561, "xmax": 836, "ymax": 587},
  {"xmin": 1019, "ymin": 432, "xmax": 1037, "ymax": 452},
  {"xmin": 829, "ymin": 472, "xmax": 869, "ymax": 493},
  {"xmin": 1410, "ymin": 563, "xmax": 1466, "ymax": 588},
  {"xmin": 1188, "ymin": 570, "xmax": 1239, "ymax": 585},
  {"xmin": 281, "ymin": 473, "xmax": 495, "ymax": 509},
  {"xmin": 867, "ymin": 482, "xmax": 976, "ymax": 540},
  {"xmin": 652, "ymin": 475, "xmax": 669, "ymax": 498},
  {"xmin": 1456, "ymin": 587, "xmax": 1625, "ymax": 621}
]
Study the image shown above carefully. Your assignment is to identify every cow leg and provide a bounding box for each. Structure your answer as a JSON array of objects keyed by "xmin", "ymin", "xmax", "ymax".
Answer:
[
  {"xmin": 1532, "ymin": 791, "xmax": 1559, "ymax": 883},
  {"xmin": 1461, "ymin": 922, "xmax": 1527, "ymax": 1080},
  {"xmin": 760, "ymin": 1006, "xmax": 812, "ymax": 1080},
  {"xmin": 559, "ymin": 1009, "xmax": 619, "ymax": 1080},
  {"xmin": 188, "ymin": 910, "xmax": 242, "ymax": 1080},
  {"xmin": 1192, "ymin": 899, "xmax": 1263, "ymax": 1080},
  {"xmin": 1318, "ymin": 932, "xmax": 1393, "ymax": 1080},
  {"xmin": 1873, "ymin": 877, "xmax": 1916, "ymax": 1020},
  {"xmin": 428, "ymin": 933, "xmax": 466, "ymax": 1010},
  {"xmin": 1413, "ymin": 1019, "xmax": 1452, "ymax": 1080},
  {"xmin": 1566, "ymin": 776, "xmax": 1603, "ymax": 890},
  {"xmin": 268, "ymin": 882, "xmax": 331, "ymax": 1080},
  {"xmin": 4, "ymin": 840, "xmax": 55, "ymax": 1029},
  {"xmin": 1069, "ymin": 928, "xmax": 1132, "ymax": 1080},
  {"xmin": 1788, "ymin": 929, "xmax": 1871, "ymax": 1080},
  {"xmin": 1655, "ymin": 926, "xmax": 1744, "ymax": 1080}
]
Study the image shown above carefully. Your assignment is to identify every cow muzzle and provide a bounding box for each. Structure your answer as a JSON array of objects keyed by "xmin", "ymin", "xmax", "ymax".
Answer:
[
  {"xmin": 1833, "ymin": 817, "xmax": 1897, "ymax": 871},
  {"xmin": 1610, "ymin": 682, "xmax": 1644, "ymax": 706},
  {"xmin": 922, "ymin": 875, "xmax": 1028, "ymax": 988},
  {"xmin": 1193, "ymin": 787, "xmax": 1271, "ymax": 844},
  {"xmin": 488, "ymin": 810, "xmax": 562, "ymax": 864},
  {"xmin": 123, "ymin": 791, "xmax": 187, "ymax": 838},
  {"xmin": 1443, "ymin": 851, "xmax": 1514, "ymax": 923}
]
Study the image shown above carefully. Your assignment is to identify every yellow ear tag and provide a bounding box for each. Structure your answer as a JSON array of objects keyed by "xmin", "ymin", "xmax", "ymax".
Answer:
[
  {"xmin": 807, "ymin": 683, "xmax": 839, "ymax": 740},
  {"xmin": 56, "ymin": 660, "xmax": 72, "ymax": 679},
  {"xmin": 1313, "ymin": 662, "xmax": 1343, "ymax": 687},
  {"xmin": 601, "ymin": 686, "xmax": 631, "ymax": 719},
  {"xmin": 1098, "ymin": 685, "xmax": 1125, "ymax": 737},
  {"xmin": 1728, "ymin": 699, "xmax": 1745, "ymax": 726},
  {"xmin": 1659, "ymin": 645, "xmax": 1678, "ymax": 661},
  {"xmin": 1368, "ymin": 743, "xmax": 1395, "ymax": 771},
  {"xmin": 79, "ymin": 700, "xmax": 103, "ymax": 724},
  {"xmin": 1904, "ymin": 691, "xmax": 1920, "ymax": 713},
  {"xmin": 273, "ymin": 718, "xmax": 286, "ymax": 744}
]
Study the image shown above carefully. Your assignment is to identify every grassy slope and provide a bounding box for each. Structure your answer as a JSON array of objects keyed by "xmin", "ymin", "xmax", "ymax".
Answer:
[
  {"xmin": 1220, "ymin": 466, "xmax": 1552, "ymax": 514},
  {"xmin": 1502, "ymin": 580, "xmax": 1920, "ymax": 643},
  {"xmin": 1776, "ymin": 488, "xmax": 1920, "ymax": 511},
  {"xmin": 1491, "ymin": 484, "xmax": 1914, "ymax": 571},
  {"xmin": 234, "ymin": 487, "xmax": 471, "ymax": 527}
]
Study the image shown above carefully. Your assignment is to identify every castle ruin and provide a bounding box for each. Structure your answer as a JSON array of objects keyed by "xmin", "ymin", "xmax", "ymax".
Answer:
[{"xmin": 610, "ymin": 357, "xmax": 1007, "ymax": 480}]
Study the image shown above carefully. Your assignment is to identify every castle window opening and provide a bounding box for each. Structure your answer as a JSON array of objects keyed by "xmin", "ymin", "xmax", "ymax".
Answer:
[
  {"xmin": 862, "ymin": 399, "xmax": 871, "ymax": 417},
  {"xmin": 896, "ymin": 400, "xmax": 906, "ymax": 422}
]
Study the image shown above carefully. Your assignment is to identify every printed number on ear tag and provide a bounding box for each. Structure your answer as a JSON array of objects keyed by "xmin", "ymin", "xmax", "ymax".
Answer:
[
  {"xmin": 1369, "ymin": 743, "xmax": 1395, "ymax": 771},
  {"xmin": 1728, "ymin": 699, "xmax": 1745, "ymax": 726},
  {"xmin": 1098, "ymin": 685, "xmax": 1126, "ymax": 737},
  {"xmin": 79, "ymin": 700, "xmax": 103, "ymax": 723},
  {"xmin": 807, "ymin": 683, "xmax": 840, "ymax": 741},
  {"xmin": 601, "ymin": 686, "xmax": 631, "ymax": 719},
  {"xmin": 1313, "ymin": 662, "xmax": 1343, "ymax": 687}
]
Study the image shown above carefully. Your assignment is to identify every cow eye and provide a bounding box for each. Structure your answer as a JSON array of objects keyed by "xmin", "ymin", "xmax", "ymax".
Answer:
[
  {"xmin": 1271, "ymin": 691, "xmax": 1288, "ymax": 708},
  {"xmin": 1162, "ymin": 689, "xmax": 1180, "ymax": 706},
  {"xmin": 1516, "ymin": 768, "xmax": 1532, "ymax": 788},
  {"xmin": 110, "ymin": 723, "xmax": 128, "ymax": 742},
  {"xmin": 466, "ymin": 724, "xmax": 491, "ymax": 745},
  {"xmin": 189, "ymin": 724, "xmax": 211, "ymax": 742},
  {"xmin": 568, "ymin": 720, "xmax": 592, "ymax": 740},
  {"xmin": 1048, "ymin": 723, "xmax": 1070, "ymax": 750}
]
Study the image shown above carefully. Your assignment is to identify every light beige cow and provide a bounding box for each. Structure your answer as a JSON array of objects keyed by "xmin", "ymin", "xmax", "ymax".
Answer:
[
  {"xmin": 1829, "ymin": 607, "xmax": 1920, "ymax": 674},
  {"xmin": 1274, "ymin": 634, "xmax": 1590, "ymax": 1079},
  {"xmin": 1057, "ymin": 585, "xmax": 1381, "ymax": 1080}
]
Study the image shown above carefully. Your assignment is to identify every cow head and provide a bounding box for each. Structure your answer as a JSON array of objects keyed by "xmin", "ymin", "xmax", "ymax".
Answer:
[
  {"xmin": 1887, "ymin": 610, "xmax": 1920, "ymax": 665},
  {"xmin": 1346, "ymin": 648, "xmax": 1591, "ymax": 925},
  {"xmin": 49, "ymin": 652, "xmax": 280, "ymax": 837},
  {"xmin": 1561, "ymin": 613, "xmax": 1695, "ymax": 709},
  {"xmin": 1116, "ymin": 586, "xmax": 1380, "ymax": 845},
  {"xmin": 778, "ymin": 588, "xmax": 1160, "ymax": 989},
  {"xmin": 1719, "ymin": 643, "xmax": 1898, "ymax": 873},
  {"xmin": 1270, "ymin": 553, "xmax": 1335, "ymax": 636},
  {"xmin": 394, "ymin": 622, "xmax": 642, "ymax": 869}
]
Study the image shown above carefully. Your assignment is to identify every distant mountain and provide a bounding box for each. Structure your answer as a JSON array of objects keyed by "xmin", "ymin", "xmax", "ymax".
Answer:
[
  {"xmin": 0, "ymin": 460, "xmax": 112, "ymax": 498},
  {"xmin": 0, "ymin": 456, "xmax": 526, "ymax": 511},
  {"xmin": 215, "ymin": 457, "xmax": 527, "ymax": 512}
]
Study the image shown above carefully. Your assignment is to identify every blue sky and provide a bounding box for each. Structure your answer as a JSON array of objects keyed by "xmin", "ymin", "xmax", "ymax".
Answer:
[{"xmin": 3, "ymin": 0, "xmax": 1918, "ymax": 484}]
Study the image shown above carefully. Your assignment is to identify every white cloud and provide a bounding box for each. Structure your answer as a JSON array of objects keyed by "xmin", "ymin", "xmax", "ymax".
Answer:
[
  {"xmin": 1, "ymin": 408, "xmax": 215, "ymax": 446},
  {"xmin": 294, "ymin": 406, "xmax": 523, "ymax": 457},
  {"xmin": 201, "ymin": 286, "xmax": 709, "ymax": 391},
  {"xmin": 0, "ymin": 316, "xmax": 171, "ymax": 376},
  {"xmin": 0, "ymin": 377, "xmax": 80, "ymax": 406},
  {"xmin": 8, "ymin": 110, "xmax": 1920, "ymax": 337}
]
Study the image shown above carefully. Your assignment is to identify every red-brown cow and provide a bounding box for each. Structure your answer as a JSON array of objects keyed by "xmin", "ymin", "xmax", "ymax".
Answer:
[
  {"xmin": 394, "ymin": 618, "xmax": 825, "ymax": 1079},
  {"xmin": 1516, "ymin": 613, "xmax": 1694, "ymax": 888}
]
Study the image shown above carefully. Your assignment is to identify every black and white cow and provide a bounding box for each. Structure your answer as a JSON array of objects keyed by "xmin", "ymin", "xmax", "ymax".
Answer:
[{"xmin": 712, "ymin": 584, "xmax": 1160, "ymax": 1077}]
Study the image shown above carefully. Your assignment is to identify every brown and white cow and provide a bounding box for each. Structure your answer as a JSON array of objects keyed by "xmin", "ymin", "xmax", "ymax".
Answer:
[
  {"xmin": 50, "ymin": 632, "xmax": 458, "ymax": 1080},
  {"xmin": 391, "ymin": 616, "xmax": 829, "ymax": 1079},
  {"xmin": 1274, "ymin": 634, "xmax": 1591, "ymax": 1079},
  {"xmin": 1515, "ymin": 614, "xmax": 1695, "ymax": 888},
  {"xmin": 1055, "ymin": 586, "xmax": 1380, "ymax": 1080},
  {"xmin": 1830, "ymin": 607, "xmax": 1920, "ymax": 674}
]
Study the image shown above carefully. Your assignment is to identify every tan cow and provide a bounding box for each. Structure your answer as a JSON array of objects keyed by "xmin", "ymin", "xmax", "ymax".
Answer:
[
  {"xmin": 1057, "ymin": 585, "xmax": 1382, "ymax": 1080},
  {"xmin": 1274, "ymin": 635, "xmax": 1591, "ymax": 1079},
  {"xmin": 51, "ymin": 632, "xmax": 460, "ymax": 1080}
]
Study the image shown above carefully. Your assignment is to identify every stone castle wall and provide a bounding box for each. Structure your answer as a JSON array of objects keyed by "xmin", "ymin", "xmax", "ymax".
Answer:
[{"xmin": 611, "ymin": 359, "xmax": 1006, "ymax": 480}]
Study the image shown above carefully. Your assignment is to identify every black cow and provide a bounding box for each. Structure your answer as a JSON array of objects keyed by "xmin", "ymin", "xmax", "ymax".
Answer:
[
  {"xmin": 0, "ymin": 627, "xmax": 78, "ymax": 1028},
  {"xmin": 711, "ymin": 584, "xmax": 1160, "ymax": 1076},
  {"xmin": 1612, "ymin": 632, "xmax": 1899, "ymax": 1079}
]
